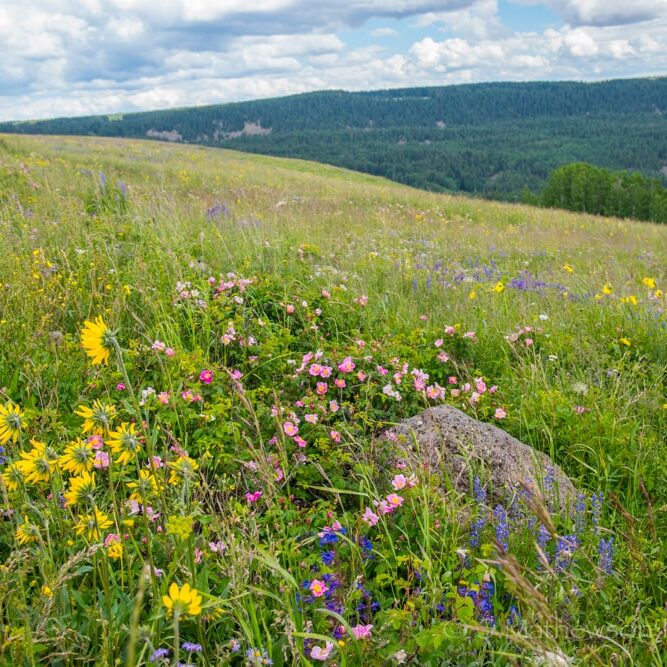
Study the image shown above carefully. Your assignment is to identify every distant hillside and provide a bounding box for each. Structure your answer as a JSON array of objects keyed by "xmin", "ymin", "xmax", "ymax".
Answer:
[{"xmin": 2, "ymin": 77, "xmax": 667, "ymax": 199}]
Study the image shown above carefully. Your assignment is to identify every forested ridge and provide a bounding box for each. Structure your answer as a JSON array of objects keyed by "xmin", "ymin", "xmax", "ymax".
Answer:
[{"xmin": 2, "ymin": 77, "xmax": 666, "ymax": 201}]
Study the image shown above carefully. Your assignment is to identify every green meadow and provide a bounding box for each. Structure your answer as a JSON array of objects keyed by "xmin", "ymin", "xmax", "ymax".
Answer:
[{"xmin": 0, "ymin": 134, "xmax": 665, "ymax": 665}]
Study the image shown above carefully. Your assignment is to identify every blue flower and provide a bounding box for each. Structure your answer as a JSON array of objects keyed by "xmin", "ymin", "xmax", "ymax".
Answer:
[
  {"xmin": 470, "ymin": 516, "xmax": 486, "ymax": 549},
  {"xmin": 591, "ymin": 492, "xmax": 604, "ymax": 534},
  {"xmin": 493, "ymin": 505, "xmax": 509, "ymax": 552},
  {"xmin": 149, "ymin": 648, "xmax": 170, "ymax": 663},
  {"xmin": 321, "ymin": 550, "xmax": 336, "ymax": 566},
  {"xmin": 359, "ymin": 536, "xmax": 373, "ymax": 560},
  {"xmin": 473, "ymin": 476, "xmax": 487, "ymax": 504},
  {"xmin": 598, "ymin": 537, "xmax": 614, "ymax": 576},
  {"xmin": 554, "ymin": 534, "xmax": 578, "ymax": 571},
  {"xmin": 182, "ymin": 642, "xmax": 202, "ymax": 653}
]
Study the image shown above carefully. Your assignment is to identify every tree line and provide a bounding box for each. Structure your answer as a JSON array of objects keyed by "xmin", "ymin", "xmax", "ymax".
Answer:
[{"xmin": 529, "ymin": 163, "xmax": 667, "ymax": 223}]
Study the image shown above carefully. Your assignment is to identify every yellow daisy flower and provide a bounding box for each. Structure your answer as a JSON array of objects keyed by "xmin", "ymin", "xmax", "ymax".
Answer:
[
  {"xmin": 127, "ymin": 469, "xmax": 160, "ymax": 504},
  {"xmin": 59, "ymin": 439, "xmax": 95, "ymax": 475},
  {"xmin": 168, "ymin": 456, "xmax": 199, "ymax": 486},
  {"xmin": 15, "ymin": 439, "xmax": 58, "ymax": 485},
  {"xmin": 74, "ymin": 507, "xmax": 112, "ymax": 541},
  {"xmin": 16, "ymin": 520, "xmax": 40, "ymax": 546},
  {"xmin": 80, "ymin": 316, "xmax": 113, "ymax": 365},
  {"xmin": 0, "ymin": 401, "xmax": 24, "ymax": 445},
  {"xmin": 642, "ymin": 277, "xmax": 656, "ymax": 289},
  {"xmin": 107, "ymin": 422, "xmax": 142, "ymax": 465},
  {"xmin": 1, "ymin": 463, "xmax": 24, "ymax": 492},
  {"xmin": 107, "ymin": 541, "xmax": 124, "ymax": 560},
  {"xmin": 74, "ymin": 400, "xmax": 116, "ymax": 435},
  {"xmin": 162, "ymin": 582, "xmax": 202, "ymax": 617},
  {"xmin": 64, "ymin": 470, "xmax": 96, "ymax": 507}
]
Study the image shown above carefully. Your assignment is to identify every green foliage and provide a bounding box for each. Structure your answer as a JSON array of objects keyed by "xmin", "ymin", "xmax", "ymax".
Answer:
[{"xmin": 540, "ymin": 162, "xmax": 667, "ymax": 223}]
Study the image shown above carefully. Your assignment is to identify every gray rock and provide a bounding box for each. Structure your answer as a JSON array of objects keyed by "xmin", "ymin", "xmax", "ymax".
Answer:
[{"xmin": 387, "ymin": 404, "xmax": 577, "ymax": 510}]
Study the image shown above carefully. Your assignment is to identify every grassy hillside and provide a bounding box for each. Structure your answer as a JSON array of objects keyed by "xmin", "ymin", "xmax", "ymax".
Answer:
[
  {"xmin": 1, "ymin": 77, "xmax": 666, "ymax": 199},
  {"xmin": 0, "ymin": 134, "xmax": 666, "ymax": 664}
]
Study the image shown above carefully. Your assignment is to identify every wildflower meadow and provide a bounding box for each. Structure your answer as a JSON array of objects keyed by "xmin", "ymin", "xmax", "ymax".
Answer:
[{"xmin": 0, "ymin": 134, "xmax": 665, "ymax": 665}]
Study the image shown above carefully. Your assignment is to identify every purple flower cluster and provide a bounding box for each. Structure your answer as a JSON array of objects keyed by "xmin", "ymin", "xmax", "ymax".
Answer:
[{"xmin": 598, "ymin": 537, "xmax": 614, "ymax": 576}]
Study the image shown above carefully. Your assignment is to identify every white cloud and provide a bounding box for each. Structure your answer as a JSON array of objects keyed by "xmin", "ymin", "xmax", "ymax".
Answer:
[
  {"xmin": 371, "ymin": 27, "xmax": 398, "ymax": 37},
  {"xmin": 549, "ymin": 0, "xmax": 667, "ymax": 27},
  {"xmin": 0, "ymin": 1, "xmax": 667, "ymax": 121},
  {"xmin": 563, "ymin": 28, "xmax": 598, "ymax": 56}
]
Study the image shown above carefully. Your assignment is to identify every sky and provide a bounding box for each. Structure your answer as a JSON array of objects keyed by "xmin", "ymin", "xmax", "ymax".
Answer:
[{"xmin": 1, "ymin": 0, "xmax": 666, "ymax": 121}]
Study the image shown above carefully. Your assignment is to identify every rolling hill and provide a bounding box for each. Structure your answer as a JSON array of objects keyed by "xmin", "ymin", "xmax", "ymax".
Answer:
[{"xmin": 2, "ymin": 77, "xmax": 666, "ymax": 200}]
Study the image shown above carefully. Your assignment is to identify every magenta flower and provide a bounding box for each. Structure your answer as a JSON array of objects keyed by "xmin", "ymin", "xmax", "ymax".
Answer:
[
  {"xmin": 199, "ymin": 369, "xmax": 213, "ymax": 384},
  {"xmin": 158, "ymin": 391, "xmax": 170, "ymax": 405},
  {"xmin": 494, "ymin": 408, "xmax": 507, "ymax": 419},
  {"xmin": 283, "ymin": 421, "xmax": 298, "ymax": 437},
  {"xmin": 245, "ymin": 491, "xmax": 262, "ymax": 504},
  {"xmin": 362, "ymin": 507, "xmax": 379, "ymax": 526},
  {"xmin": 386, "ymin": 493, "xmax": 404, "ymax": 509},
  {"xmin": 316, "ymin": 382, "xmax": 328, "ymax": 395},
  {"xmin": 351, "ymin": 624, "xmax": 373, "ymax": 640},
  {"xmin": 94, "ymin": 451, "xmax": 110, "ymax": 469},
  {"xmin": 330, "ymin": 430, "xmax": 341, "ymax": 443},
  {"xmin": 338, "ymin": 356, "xmax": 355, "ymax": 373},
  {"xmin": 294, "ymin": 435, "xmax": 307, "ymax": 448},
  {"xmin": 392, "ymin": 474, "xmax": 407, "ymax": 490},
  {"xmin": 309, "ymin": 579, "xmax": 328, "ymax": 597},
  {"xmin": 310, "ymin": 642, "xmax": 334, "ymax": 661},
  {"xmin": 87, "ymin": 434, "xmax": 104, "ymax": 450}
]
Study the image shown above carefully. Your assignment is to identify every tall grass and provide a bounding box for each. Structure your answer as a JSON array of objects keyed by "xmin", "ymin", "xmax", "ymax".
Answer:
[{"xmin": 0, "ymin": 134, "xmax": 665, "ymax": 665}]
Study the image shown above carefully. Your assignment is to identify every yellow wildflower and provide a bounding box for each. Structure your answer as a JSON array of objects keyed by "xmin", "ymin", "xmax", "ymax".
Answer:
[
  {"xmin": 59, "ymin": 439, "xmax": 95, "ymax": 475},
  {"xmin": 107, "ymin": 422, "xmax": 142, "ymax": 465},
  {"xmin": 15, "ymin": 439, "xmax": 57, "ymax": 485},
  {"xmin": 0, "ymin": 402, "xmax": 23, "ymax": 445},
  {"xmin": 75, "ymin": 400, "xmax": 116, "ymax": 435},
  {"xmin": 602, "ymin": 283, "xmax": 613, "ymax": 295},
  {"xmin": 74, "ymin": 508, "xmax": 112, "ymax": 541},
  {"xmin": 166, "ymin": 515, "xmax": 193, "ymax": 540},
  {"xmin": 162, "ymin": 582, "xmax": 202, "ymax": 617},
  {"xmin": 562, "ymin": 264, "xmax": 574, "ymax": 273},
  {"xmin": 168, "ymin": 456, "xmax": 199, "ymax": 486},
  {"xmin": 80, "ymin": 316, "xmax": 113, "ymax": 365},
  {"xmin": 15, "ymin": 519, "xmax": 40, "ymax": 545},
  {"xmin": 126, "ymin": 469, "xmax": 160, "ymax": 503},
  {"xmin": 64, "ymin": 470, "xmax": 96, "ymax": 507},
  {"xmin": 642, "ymin": 277, "xmax": 656, "ymax": 289},
  {"xmin": 1, "ymin": 463, "xmax": 24, "ymax": 492}
]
